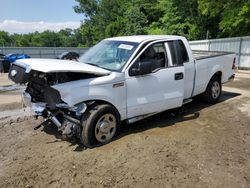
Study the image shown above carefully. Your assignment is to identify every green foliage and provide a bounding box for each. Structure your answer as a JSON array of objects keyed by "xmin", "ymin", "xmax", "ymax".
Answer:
[
  {"xmin": 123, "ymin": 6, "xmax": 148, "ymax": 35},
  {"xmin": 198, "ymin": 0, "xmax": 250, "ymax": 37},
  {"xmin": 0, "ymin": 31, "xmax": 11, "ymax": 46},
  {"xmin": 0, "ymin": 29, "xmax": 82, "ymax": 47},
  {"xmin": 75, "ymin": 0, "xmax": 250, "ymax": 43}
]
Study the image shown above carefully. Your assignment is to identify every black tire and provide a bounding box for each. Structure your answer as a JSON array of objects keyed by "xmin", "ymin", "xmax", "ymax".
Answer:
[
  {"xmin": 202, "ymin": 76, "xmax": 222, "ymax": 103},
  {"xmin": 80, "ymin": 103, "xmax": 120, "ymax": 148},
  {"xmin": 2, "ymin": 60, "xmax": 10, "ymax": 73}
]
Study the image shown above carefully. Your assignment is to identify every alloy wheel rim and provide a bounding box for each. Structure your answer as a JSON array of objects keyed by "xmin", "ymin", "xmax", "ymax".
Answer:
[
  {"xmin": 95, "ymin": 113, "xmax": 116, "ymax": 143},
  {"xmin": 211, "ymin": 81, "xmax": 220, "ymax": 99}
]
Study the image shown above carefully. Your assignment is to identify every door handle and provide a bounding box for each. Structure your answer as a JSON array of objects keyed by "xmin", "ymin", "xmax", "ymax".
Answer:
[{"xmin": 175, "ymin": 72, "xmax": 184, "ymax": 80}]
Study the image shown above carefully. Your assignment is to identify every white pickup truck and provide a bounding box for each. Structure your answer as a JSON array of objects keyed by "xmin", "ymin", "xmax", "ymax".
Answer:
[{"xmin": 8, "ymin": 35, "xmax": 236, "ymax": 147}]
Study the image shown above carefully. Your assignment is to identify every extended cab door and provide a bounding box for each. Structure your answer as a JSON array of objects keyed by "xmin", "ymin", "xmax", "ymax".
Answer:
[{"xmin": 125, "ymin": 41, "xmax": 185, "ymax": 119}]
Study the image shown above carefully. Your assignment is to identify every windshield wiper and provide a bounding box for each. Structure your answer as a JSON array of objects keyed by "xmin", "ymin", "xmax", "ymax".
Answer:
[
  {"xmin": 86, "ymin": 63, "xmax": 100, "ymax": 67},
  {"xmin": 85, "ymin": 62, "xmax": 112, "ymax": 71}
]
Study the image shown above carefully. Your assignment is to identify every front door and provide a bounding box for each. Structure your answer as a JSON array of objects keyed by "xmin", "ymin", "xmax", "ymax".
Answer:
[{"xmin": 125, "ymin": 41, "xmax": 184, "ymax": 119}]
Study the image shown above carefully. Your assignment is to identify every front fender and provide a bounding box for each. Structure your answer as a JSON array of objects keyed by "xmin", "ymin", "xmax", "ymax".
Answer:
[{"xmin": 52, "ymin": 77, "xmax": 127, "ymax": 120}]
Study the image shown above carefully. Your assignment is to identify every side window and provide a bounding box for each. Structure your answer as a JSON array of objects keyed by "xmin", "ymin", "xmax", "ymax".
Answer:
[
  {"xmin": 129, "ymin": 42, "xmax": 168, "ymax": 76},
  {"xmin": 139, "ymin": 42, "xmax": 167, "ymax": 70},
  {"xmin": 177, "ymin": 40, "xmax": 189, "ymax": 62}
]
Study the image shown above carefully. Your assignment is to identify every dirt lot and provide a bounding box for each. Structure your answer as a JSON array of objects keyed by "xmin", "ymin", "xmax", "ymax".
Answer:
[
  {"xmin": 0, "ymin": 71, "xmax": 250, "ymax": 188},
  {"xmin": 0, "ymin": 74, "xmax": 23, "ymax": 111}
]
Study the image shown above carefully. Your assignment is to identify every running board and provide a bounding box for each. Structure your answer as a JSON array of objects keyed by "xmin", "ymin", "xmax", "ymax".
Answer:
[
  {"xmin": 126, "ymin": 112, "xmax": 158, "ymax": 124},
  {"xmin": 183, "ymin": 99, "xmax": 193, "ymax": 105}
]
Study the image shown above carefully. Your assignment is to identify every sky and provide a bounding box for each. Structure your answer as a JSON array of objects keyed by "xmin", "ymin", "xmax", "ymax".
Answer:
[{"xmin": 0, "ymin": 0, "xmax": 83, "ymax": 34}]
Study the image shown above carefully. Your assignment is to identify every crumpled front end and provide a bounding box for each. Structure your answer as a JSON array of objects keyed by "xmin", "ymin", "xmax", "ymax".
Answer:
[
  {"xmin": 22, "ymin": 90, "xmax": 88, "ymax": 138},
  {"xmin": 9, "ymin": 62, "xmax": 101, "ymax": 138}
]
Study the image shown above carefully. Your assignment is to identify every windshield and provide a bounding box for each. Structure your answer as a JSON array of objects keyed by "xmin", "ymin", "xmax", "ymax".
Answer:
[{"xmin": 78, "ymin": 40, "xmax": 139, "ymax": 71}]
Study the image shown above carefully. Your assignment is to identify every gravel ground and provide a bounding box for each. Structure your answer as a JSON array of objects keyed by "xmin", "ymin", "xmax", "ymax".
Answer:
[{"xmin": 0, "ymin": 71, "xmax": 249, "ymax": 188}]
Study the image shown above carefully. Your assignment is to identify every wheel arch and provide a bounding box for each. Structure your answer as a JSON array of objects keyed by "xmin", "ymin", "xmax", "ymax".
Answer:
[
  {"xmin": 205, "ymin": 70, "xmax": 222, "ymax": 90},
  {"xmin": 85, "ymin": 99, "xmax": 122, "ymax": 121},
  {"xmin": 202, "ymin": 70, "xmax": 222, "ymax": 103},
  {"xmin": 212, "ymin": 71, "xmax": 222, "ymax": 78},
  {"xmin": 211, "ymin": 71, "xmax": 222, "ymax": 81}
]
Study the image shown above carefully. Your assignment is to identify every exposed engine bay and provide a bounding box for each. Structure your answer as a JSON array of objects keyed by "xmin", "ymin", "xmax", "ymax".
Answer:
[
  {"xmin": 25, "ymin": 70, "xmax": 97, "ymax": 109},
  {"xmin": 9, "ymin": 64, "xmax": 99, "ymax": 139}
]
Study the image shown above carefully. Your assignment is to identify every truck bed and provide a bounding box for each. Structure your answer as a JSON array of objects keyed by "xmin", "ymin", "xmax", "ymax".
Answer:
[{"xmin": 192, "ymin": 50, "xmax": 234, "ymax": 60}]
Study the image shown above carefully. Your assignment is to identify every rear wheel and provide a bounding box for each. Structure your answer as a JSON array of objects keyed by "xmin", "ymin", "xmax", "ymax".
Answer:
[
  {"xmin": 80, "ymin": 104, "xmax": 120, "ymax": 148},
  {"xmin": 202, "ymin": 76, "xmax": 222, "ymax": 103}
]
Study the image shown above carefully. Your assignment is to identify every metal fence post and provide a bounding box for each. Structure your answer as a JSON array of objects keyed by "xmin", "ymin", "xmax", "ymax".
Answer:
[
  {"xmin": 237, "ymin": 37, "xmax": 243, "ymax": 67},
  {"xmin": 2, "ymin": 46, "xmax": 5, "ymax": 54},
  {"xmin": 54, "ymin": 47, "xmax": 57, "ymax": 58}
]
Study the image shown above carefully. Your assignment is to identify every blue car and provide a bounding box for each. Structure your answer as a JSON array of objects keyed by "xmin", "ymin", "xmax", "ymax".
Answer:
[
  {"xmin": 4, "ymin": 53, "xmax": 31, "ymax": 63},
  {"xmin": 2, "ymin": 53, "xmax": 30, "ymax": 72}
]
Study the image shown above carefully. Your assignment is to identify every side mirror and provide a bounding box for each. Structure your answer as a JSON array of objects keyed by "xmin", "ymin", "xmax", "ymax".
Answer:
[{"xmin": 132, "ymin": 60, "xmax": 153, "ymax": 76}]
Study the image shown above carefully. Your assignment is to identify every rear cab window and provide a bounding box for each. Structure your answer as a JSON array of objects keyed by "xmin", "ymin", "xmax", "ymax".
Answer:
[
  {"xmin": 165, "ymin": 39, "xmax": 189, "ymax": 66},
  {"xmin": 178, "ymin": 40, "xmax": 189, "ymax": 62}
]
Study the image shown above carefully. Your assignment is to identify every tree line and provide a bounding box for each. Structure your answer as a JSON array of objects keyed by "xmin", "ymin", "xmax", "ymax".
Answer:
[
  {"xmin": 0, "ymin": 29, "xmax": 83, "ymax": 47},
  {"xmin": 1, "ymin": 0, "xmax": 249, "ymax": 47}
]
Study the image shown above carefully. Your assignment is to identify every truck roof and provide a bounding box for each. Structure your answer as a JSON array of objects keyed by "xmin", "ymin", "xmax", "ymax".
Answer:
[{"xmin": 105, "ymin": 35, "xmax": 183, "ymax": 43}]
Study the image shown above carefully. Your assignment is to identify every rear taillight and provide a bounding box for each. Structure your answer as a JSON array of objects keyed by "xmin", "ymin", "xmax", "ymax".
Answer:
[{"xmin": 232, "ymin": 57, "xmax": 236, "ymax": 69}]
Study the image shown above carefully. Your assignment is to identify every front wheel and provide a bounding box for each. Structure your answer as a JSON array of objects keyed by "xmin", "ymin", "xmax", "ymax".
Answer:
[
  {"xmin": 80, "ymin": 104, "xmax": 120, "ymax": 148},
  {"xmin": 202, "ymin": 76, "xmax": 222, "ymax": 103}
]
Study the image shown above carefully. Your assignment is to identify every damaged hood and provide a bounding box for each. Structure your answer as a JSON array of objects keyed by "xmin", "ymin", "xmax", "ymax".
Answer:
[{"xmin": 14, "ymin": 58, "xmax": 111, "ymax": 75}]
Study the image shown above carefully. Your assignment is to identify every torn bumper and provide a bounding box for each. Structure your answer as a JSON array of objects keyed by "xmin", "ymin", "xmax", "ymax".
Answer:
[
  {"xmin": 22, "ymin": 92, "xmax": 46, "ymax": 115},
  {"xmin": 22, "ymin": 91, "xmax": 84, "ymax": 137},
  {"xmin": 22, "ymin": 91, "xmax": 87, "ymax": 117},
  {"xmin": 21, "ymin": 91, "xmax": 87, "ymax": 137}
]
